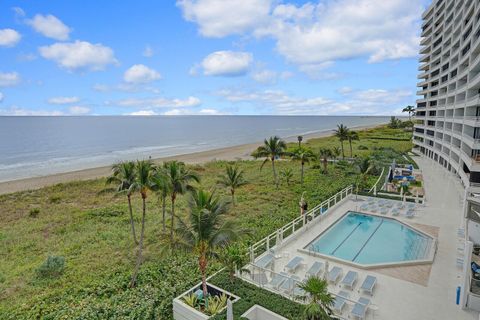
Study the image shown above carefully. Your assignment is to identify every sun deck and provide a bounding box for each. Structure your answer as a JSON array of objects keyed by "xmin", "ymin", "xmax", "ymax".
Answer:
[{"xmin": 243, "ymin": 156, "xmax": 478, "ymax": 319}]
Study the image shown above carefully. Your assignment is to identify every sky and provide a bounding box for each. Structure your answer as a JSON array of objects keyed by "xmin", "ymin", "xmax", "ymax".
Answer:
[{"xmin": 0, "ymin": 0, "xmax": 431, "ymax": 116}]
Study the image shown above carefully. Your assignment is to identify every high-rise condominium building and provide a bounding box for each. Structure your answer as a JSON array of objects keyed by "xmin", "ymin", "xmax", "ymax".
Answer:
[{"xmin": 413, "ymin": 0, "xmax": 480, "ymax": 188}]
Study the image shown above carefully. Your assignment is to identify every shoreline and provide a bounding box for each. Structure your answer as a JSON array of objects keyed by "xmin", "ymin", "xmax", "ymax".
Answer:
[{"xmin": 0, "ymin": 123, "xmax": 383, "ymax": 195}]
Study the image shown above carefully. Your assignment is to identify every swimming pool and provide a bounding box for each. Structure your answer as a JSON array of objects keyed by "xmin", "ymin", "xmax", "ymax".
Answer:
[{"xmin": 305, "ymin": 212, "xmax": 433, "ymax": 266}]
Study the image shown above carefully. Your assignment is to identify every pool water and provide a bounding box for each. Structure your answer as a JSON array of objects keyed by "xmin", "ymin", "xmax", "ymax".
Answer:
[{"xmin": 306, "ymin": 212, "xmax": 432, "ymax": 265}]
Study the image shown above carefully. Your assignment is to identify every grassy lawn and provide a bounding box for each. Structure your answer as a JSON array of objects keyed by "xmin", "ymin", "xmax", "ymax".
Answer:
[{"xmin": 0, "ymin": 126, "xmax": 412, "ymax": 319}]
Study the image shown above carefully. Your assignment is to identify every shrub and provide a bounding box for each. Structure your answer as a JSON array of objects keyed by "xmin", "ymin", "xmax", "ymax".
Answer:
[
  {"xmin": 35, "ymin": 256, "xmax": 65, "ymax": 279},
  {"xmin": 358, "ymin": 145, "xmax": 369, "ymax": 150},
  {"xmin": 86, "ymin": 205, "xmax": 125, "ymax": 218},
  {"xmin": 29, "ymin": 208, "xmax": 40, "ymax": 218},
  {"xmin": 48, "ymin": 195, "xmax": 62, "ymax": 204}
]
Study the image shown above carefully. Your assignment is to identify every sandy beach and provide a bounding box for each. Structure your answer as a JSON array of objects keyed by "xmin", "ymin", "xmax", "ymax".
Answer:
[{"xmin": 0, "ymin": 124, "xmax": 382, "ymax": 195}]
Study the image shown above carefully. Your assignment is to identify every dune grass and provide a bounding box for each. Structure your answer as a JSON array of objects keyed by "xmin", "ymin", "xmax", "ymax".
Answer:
[{"xmin": 0, "ymin": 126, "xmax": 412, "ymax": 319}]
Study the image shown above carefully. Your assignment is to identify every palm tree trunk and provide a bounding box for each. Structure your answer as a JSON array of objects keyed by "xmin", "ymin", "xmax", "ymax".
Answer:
[
  {"xmin": 130, "ymin": 195, "xmax": 146, "ymax": 288},
  {"xmin": 127, "ymin": 195, "xmax": 138, "ymax": 245},
  {"xmin": 340, "ymin": 141, "xmax": 345, "ymax": 159},
  {"xmin": 231, "ymin": 188, "xmax": 235, "ymax": 206},
  {"xmin": 271, "ymin": 158, "xmax": 278, "ymax": 187},
  {"xmin": 301, "ymin": 162, "xmax": 304, "ymax": 184},
  {"xmin": 161, "ymin": 194, "xmax": 166, "ymax": 232},
  {"xmin": 170, "ymin": 194, "xmax": 176, "ymax": 246},
  {"xmin": 323, "ymin": 158, "xmax": 328, "ymax": 173},
  {"xmin": 349, "ymin": 140, "xmax": 353, "ymax": 158},
  {"xmin": 199, "ymin": 250, "xmax": 208, "ymax": 298}
]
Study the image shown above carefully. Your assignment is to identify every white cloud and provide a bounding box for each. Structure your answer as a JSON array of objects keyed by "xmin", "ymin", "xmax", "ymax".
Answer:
[
  {"xmin": 0, "ymin": 92, "xmax": 4, "ymax": 103},
  {"xmin": 0, "ymin": 106, "xmax": 64, "ymax": 116},
  {"xmin": 69, "ymin": 106, "xmax": 90, "ymax": 115},
  {"xmin": 127, "ymin": 110, "xmax": 158, "ymax": 116},
  {"xmin": 216, "ymin": 87, "xmax": 412, "ymax": 115},
  {"xmin": 123, "ymin": 64, "xmax": 161, "ymax": 84},
  {"xmin": 115, "ymin": 96, "xmax": 201, "ymax": 109},
  {"xmin": 201, "ymin": 51, "xmax": 252, "ymax": 76},
  {"xmin": 12, "ymin": 7, "xmax": 26, "ymax": 18},
  {"xmin": 179, "ymin": 0, "xmax": 424, "ymax": 69},
  {"xmin": 177, "ymin": 0, "xmax": 272, "ymax": 37},
  {"xmin": 251, "ymin": 69, "xmax": 294, "ymax": 84},
  {"xmin": 143, "ymin": 45, "xmax": 154, "ymax": 57},
  {"xmin": 48, "ymin": 96, "xmax": 80, "ymax": 104},
  {"xmin": 27, "ymin": 14, "xmax": 71, "ymax": 40},
  {"xmin": 0, "ymin": 29, "xmax": 21, "ymax": 47},
  {"xmin": 0, "ymin": 72, "xmax": 21, "ymax": 87},
  {"xmin": 39, "ymin": 40, "xmax": 117, "ymax": 71}
]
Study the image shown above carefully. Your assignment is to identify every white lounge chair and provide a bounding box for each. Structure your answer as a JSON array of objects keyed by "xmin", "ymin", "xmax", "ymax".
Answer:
[
  {"xmin": 341, "ymin": 271, "xmax": 358, "ymax": 290},
  {"xmin": 360, "ymin": 275, "xmax": 377, "ymax": 295},
  {"xmin": 360, "ymin": 204, "xmax": 369, "ymax": 211},
  {"xmin": 285, "ymin": 256, "xmax": 304, "ymax": 273},
  {"xmin": 391, "ymin": 208, "xmax": 400, "ymax": 216},
  {"xmin": 327, "ymin": 266, "xmax": 343, "ymax": 284},
  {"xmin": 280, "ymin": 275, "xmax": 301, "ymax": 293},
  {"xmin": 351, "ymin": 297, "xmax": 370, "ymax": 319},
  {"xmin": 405, "ymin": 209, "xmax": 415, "ymax": 218},
  {"xmin": 333, "ymin": 290, "xmax": 349, "ymax": 314},
  {"xmin": 380, "ymin": 207, "xmax": 389, "ymax": 215},
  {"xmin": 255, "ymin": 253, "xmax": 275, "ymax": 270},
  {"xmin": 268, "ymin": 272, "xmax": 288, "ymax": 289},
  {"xmin": 305, "ymin": 261, "xmax": 324, "ymax": 278}
]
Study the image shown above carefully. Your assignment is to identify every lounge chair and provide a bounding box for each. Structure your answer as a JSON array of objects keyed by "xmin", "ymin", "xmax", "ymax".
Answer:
[
  {"xmin": 380, "ymin": 207, "xmax": 389, "ymax": 215},
  {"xmin": 341, "ymin": 271, "xmax": 358, "ymax": 289},
  {"xmin": 293, "ymin": 283, "xmax": 307, "ymax": 299},
  {"xmin": 285, "ymin": 256, "xmax": 304, "ymax": 273},
  {"xmin": 351, "ymin": 297, "xmax": 370, "ymax": 319},
  {"xmin": 255, "ymin": 253, "xmax": 275, "ymax": 270},
  {"xmin": 305, "ymin": 261, "xmax": 324, "ymax": 278},
  {"xmin": 370, "ymin": 206, "xmax": 378, "ymax": 213},
  {"xmin": 280, "ymin": 275, "xmax": 301, "ymax": 293},
  {"xmin": 327, "ymin": 266, "xmax": 343, "ymax": 284},
  {"xmin": 360, "ymin": 204, "xmax": 369, "ymax": 211},
  {"xmin": 407, "ymin": 203, "xmax": 416, "ymax": 209},
  {"xmin": 472, "ymin": 262, "xmax": 480, "ymax": 279},
  {"xmin": 332, "ymin": 290, "xmax": 349, "ymax": 314},
  {"xmin": 391, "ymin": 208, "xmax": 400, "ymax": 216},
  {"xmin": 405, "ymin": 209, "xmax": 415, "ymax": 218},
  {"xmin": 268, "ymin": 272, "xmax": 288, "ymax": 289},
  {"xmin": 360, "ymin": 275, "xmax": 377, "ymax": 295},
  {"xmin": 385, "ymin": 201, "xmax": 394, "ymax": 208}
]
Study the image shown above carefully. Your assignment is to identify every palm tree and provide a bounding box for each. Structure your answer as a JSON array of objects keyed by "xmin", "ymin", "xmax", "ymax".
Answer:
[
  {"xmin": 175, "ymin": 189, "xmax": 243, "ymax": 298},
  {"xmin": 334, "ymin": 124, "xmax": 349, "ymax": 159},
  {"xmin": 217, "ymin": 164, "xmax": 248, "ymax": 206},
  {"xmin": 291, "ymin": 147, "xmax": 316, "ymax": 184},
  {"xmin": 331, "ymin": 146, "xmax": 341, "ymax": 166},
  {"xmin": 298, "ymin": 276, "xmax": 334, "ymax": 319},
  {"xmin": 217, "ymin": 243, "xmax": 250, "ymax": 282},
  {"xmin": 318, "ymin": 148, "xmax": 332, "ymax": 173},
  {"xmin": 355, "ymin": 157, "xmax": 374, "ymax": 196},
  {"xmin": 164, "ymin": 160, "xmax": 200, "ymax": 245},
  {"xmin": 106, "ymin": 161, "xmax": 138, "ymax": 245},
  {"xmin": 128, "ymin": 159, "xmax": 154, "ymax": 288},
  {"xmin": 346, "ymin": 130, "xmax": 359, "ymax": 158},
  {"xmin": 151, "ymin": 164, "xmax": 171, "ymax": 232},
  {"xmin": 297, "ymin": 135, "xmax": 303, "ymax": 148},
  {"xmin": 402, "ymin": 105, "xmax": 415, "ymax": 120},
  {"xmin": 280, "ymin": 168, "xmax": 294, "ymax": 186},
  {"xmin": 252, "ymin": 136, "xmax": 288, "ymax": 187}
]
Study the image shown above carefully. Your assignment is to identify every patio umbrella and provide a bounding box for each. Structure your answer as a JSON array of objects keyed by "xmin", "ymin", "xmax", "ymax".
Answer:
[{"xmin": 227, "ymin": 299, "xmax": 233, "ymax": 320}]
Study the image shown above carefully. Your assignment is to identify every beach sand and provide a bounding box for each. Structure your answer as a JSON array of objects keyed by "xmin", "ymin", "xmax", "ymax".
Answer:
[{"xmin": 0, "ymin": 124, "xmax": 382, "ymax": 195}]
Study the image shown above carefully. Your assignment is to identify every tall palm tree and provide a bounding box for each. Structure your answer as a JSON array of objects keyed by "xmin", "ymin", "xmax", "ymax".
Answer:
[
  {"xmin": 106, "ymin": 161, "xmax": 138, "ymax": 245},
  {"xmin": 217, "ymin": 164, "xmax": 248, "ymax": 205},
  {"xmin": 252, "ymin": 136, "xmax": 288, "ymax": 187},
  {"xmin": 318, "ymin": 148, "xmax": 332, "ymax": 173},
  {"xmin": 291, "ymin": 147, "xmax": 316, "ymax": 184},
  {"xmin": 164, "ymin": 161, "xmax": 200, "ymax": 245},
  {"xmin": 334, "ymin": 124, "xmax": 349, "ymax": 159},
  {"xmin": 151, "ymin": 164, "xmax": 171, "ymax": 232},
  {"xmin": 402, "ymin": 105, "xmax": 415, "ymax": 120},
  {"xmin": 331, "ymin": 146, "xmax": 341, "ymax": 166},
  {"xmin": 128, "ymin": 159, "xmax": 154, "ymax": 288},
  {"xmin": 355, "ymin": 157, "xmax": 374, "ymax": 195},
  {"xmin": 346, "ymin": 130, "xmax": 359, "ymax": 158},
  {"xmin": 175, "ymin": 189, "xmax": 243, "ymax": 298},
  {"xmin": 297, "ymin": 135, "xmax": 303, "ymax": 148},
  {"xmin": 298, "ymin": 276, "xmax": 334, "ymax": 319}
]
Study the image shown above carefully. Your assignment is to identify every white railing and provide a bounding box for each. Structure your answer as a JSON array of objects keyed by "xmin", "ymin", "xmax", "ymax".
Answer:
[
  {"xmin": 249, "ymin": 185, "xmax": 354, "ymax": 262},
  {"xmin": 368, "ymin": 167, "xmax": 386, "ymax": 193}
]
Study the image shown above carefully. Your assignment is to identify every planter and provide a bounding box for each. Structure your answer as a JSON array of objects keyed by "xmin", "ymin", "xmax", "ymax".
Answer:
[
  {"xmin": 241, "ymin": 305, "xmax": 289, "ymax": 320},
  {"xmin": 173, "ymin": 282, "xmax": 240, "ymax": 320}
]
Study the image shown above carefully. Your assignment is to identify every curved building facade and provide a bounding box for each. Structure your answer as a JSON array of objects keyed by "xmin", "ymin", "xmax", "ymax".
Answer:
[{"xmin": 413, "ymin": 0, "xmax": 480, "ymax": 188}]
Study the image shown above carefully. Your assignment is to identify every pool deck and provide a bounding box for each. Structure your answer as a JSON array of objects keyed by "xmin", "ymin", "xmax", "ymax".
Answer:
[{"xmin": 251, "ymin": 156, "xmax": 478, "ymax": 320}]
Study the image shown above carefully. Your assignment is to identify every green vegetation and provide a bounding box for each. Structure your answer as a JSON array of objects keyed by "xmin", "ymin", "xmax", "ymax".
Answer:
[
  {"xmin": 0, "ymin": 125, "xmax": 412, "ymax": 319},
  {"xmin": 298, "ymin": 276, "xmax": 334, "ymax": 320}
]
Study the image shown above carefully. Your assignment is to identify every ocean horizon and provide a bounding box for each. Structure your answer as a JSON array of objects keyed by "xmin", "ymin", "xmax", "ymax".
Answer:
[{"xmin": 0, "ymin": 115, "xmax": 392, "ymax": 182}]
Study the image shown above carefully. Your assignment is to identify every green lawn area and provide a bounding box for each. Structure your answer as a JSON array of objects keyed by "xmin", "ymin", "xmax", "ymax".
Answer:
[{"xmin": 0, "ymin": 126, "xmax": 412, "ymax": 319}]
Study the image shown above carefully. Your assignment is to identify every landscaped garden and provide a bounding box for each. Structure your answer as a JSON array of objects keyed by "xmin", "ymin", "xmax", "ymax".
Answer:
[{"xmin": 0, "ymin": 124, "xmax": 413, "ymax": 319}]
